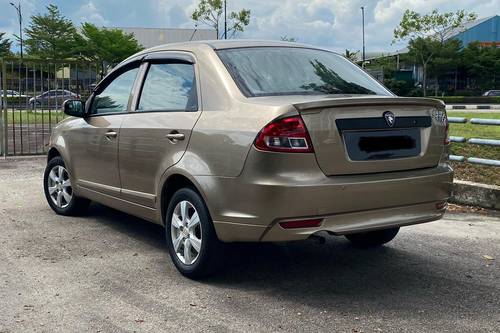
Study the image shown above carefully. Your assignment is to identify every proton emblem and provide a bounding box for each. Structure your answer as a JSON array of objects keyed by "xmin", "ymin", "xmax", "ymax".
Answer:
[{"xmin": 383, "ymin": 111, "xmax": 396, "ymax": 127}]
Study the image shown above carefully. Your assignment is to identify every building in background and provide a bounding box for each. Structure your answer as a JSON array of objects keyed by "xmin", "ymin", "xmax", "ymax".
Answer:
[
  {"xmin": 111, "ymin": 27, "xmax": 217, "ymax": 49},
  {"xmin": 449, "ymin": 15, "xmax": 500, "ymax": 47},
  {"xmin": 363, "ymin": 15, "xmax": 499, "ymax": 88}
]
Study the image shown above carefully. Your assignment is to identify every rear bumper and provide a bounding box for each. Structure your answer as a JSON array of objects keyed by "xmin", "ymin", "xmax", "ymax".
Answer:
[
  {"xmin": 195, "ymin": 153, "xmax": 453, "ymax": 242},
  {"xmin": 260, "ymin": 201, "xmax": 445, "ymax": 241}
]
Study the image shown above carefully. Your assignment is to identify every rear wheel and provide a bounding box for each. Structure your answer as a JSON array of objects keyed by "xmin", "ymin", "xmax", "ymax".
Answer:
[
  {"xmin": 43, "ymin": 156, "xmax": 90, "ymax": 216},
  {"xmin": 165, "ymin": 188, "xmax": 222, "ymax": 278},
  {"xmin": 345, "ymin": 227, "xmax": 400, "ymax": 247}
]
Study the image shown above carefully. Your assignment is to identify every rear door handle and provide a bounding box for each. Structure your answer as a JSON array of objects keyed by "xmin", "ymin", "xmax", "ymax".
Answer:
[
  {"xmin": 166, "ymin": 132, "xmax": 185, "ymax": 141},
  {"xmin": 105, "ymin": 130, "xmax": 118, "ymax": 138}
]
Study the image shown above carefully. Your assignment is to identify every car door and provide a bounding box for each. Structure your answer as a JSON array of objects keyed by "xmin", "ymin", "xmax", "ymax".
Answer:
[
  {"xmin": 118, "ymin": 53, "xmax": 201, "ymax": 207},
  {"xmin": 68, "ymin": 62, "xmax": 141, "ymax": 197}
]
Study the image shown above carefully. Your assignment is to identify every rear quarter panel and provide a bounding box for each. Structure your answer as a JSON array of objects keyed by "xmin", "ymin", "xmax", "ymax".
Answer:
[{"xmin": 176, "ymin": 44, "xmax": 295, "ymax": 177}]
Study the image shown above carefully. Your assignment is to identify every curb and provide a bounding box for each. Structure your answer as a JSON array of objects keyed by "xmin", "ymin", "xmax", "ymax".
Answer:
[
  {"xmin": 446, "ymin": 104, "xmax": 500, "ymax": 110},
  {"xmin": 451, "ymin": 180, "xmax": 500, "ymax": 210}
]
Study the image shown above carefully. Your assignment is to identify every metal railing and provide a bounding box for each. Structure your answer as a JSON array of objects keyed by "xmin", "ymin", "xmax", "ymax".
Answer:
[
  {"xmin": 448, "ymin": 116, "xmax": 500, "ymax": 167},
  {"xmin": 1, "ymin": 57, "xmax": 104, "ymax": 156}
]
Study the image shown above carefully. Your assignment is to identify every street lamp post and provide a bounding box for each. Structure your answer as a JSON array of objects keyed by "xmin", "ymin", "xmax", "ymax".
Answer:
[
  {"xmin": 10, "ymin": 2, "xmax": 23, "ymax": 59},
  {"xmin": 224, "ymin": 0, "xmax": 227, "ymax": 40},
  {"xmin": 361, "ymin": 6, "xmax": 365, "ymax": 67}
]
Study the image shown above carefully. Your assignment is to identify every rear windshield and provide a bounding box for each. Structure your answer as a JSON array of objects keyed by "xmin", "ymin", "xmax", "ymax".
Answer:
[{"xmin": 217, "ymin": 47, "xmax": 391, "ymax": 97}]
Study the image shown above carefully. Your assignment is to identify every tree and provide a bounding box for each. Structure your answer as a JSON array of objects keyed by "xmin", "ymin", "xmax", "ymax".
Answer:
[
  {"xmin": 24, "ymin": 4, "xmax": 78, "ymax": 59},
  {"xmin": 74, "ymin": 23, "xmax": 143, "ymax": 69},
  {"xmin": 344, "ymin": 49, "xmax": 359, "ymax": 62},
  {"xmin": 461, "ymin": 42, "xmax": 500, "ymax": 91},
  {"xmin": 191, "ymin": 0, "xmax": 250, "ymax": 39},
  {"xmin": 427, "ymin": 39, "xmax": 462, "ymax": 94},
  {"xmin": 280, "ymin": 36, "xmax": 297, "ymax": 42},
  {"xmin": 393, "ymin": 9, "xmax": 476, "ymax": 96},
  {"xmin": 0, "ymin": 32, "xmax": 12, "ymax": 57}
]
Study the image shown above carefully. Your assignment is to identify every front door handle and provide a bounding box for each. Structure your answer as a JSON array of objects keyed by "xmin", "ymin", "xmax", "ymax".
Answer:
[
  {"xmin": 166, "ymin": 132, "xmax": 185, "ymax": 141},
  {"xmin": 105, "ymin": 130, "xmax": 118, "ymax": 139}
]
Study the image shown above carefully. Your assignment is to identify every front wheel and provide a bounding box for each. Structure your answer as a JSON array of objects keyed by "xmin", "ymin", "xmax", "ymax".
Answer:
[
  {"xmin": 165, "ymin": 188, "xmax": 222, "ymax": 278},
  {"xmin": 345, "ymin": 227, "xmax": 400, "ymax": 247},
  {"xmin": 43, "ymin": 156, "xmax": 90, "ymax": 216}
]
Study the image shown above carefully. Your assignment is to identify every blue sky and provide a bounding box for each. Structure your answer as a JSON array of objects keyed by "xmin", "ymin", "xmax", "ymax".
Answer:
[{"xmin": 1, "ymin": 0, "xmax": 498, "ymax": 53}]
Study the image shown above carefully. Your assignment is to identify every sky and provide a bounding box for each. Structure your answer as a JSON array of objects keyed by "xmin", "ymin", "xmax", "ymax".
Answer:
[{"xmin": 0, "ymin": 0, "xmax": 499, "ymax": 54}]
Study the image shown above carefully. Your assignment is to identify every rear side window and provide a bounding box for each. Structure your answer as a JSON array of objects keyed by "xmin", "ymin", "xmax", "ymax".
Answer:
[
  {"xmin": 137, "ymin": 63, "xmax": 197, "ymax": 112},
  {"xmin": 91, "ymin": 66, "xmax": 139, "ymax": 115}
]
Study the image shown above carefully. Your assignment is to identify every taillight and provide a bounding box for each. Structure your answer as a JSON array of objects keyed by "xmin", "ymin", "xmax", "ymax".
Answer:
[
  {"xmin": 444, "ymin": 116, "xmax": 450, "ymax": 145},
  {"xmin": 254, "ymin": 115, "xmax": 314, "ymax": 153},
  {"xmin": 432, "ymin": 109, "xmax": 449, "ymax": 145}
]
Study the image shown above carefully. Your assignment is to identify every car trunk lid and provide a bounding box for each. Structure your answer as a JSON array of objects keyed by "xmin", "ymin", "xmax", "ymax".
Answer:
[{"xmin": 294, "ymin": 96, "xmax": 446, "ymax": 176}]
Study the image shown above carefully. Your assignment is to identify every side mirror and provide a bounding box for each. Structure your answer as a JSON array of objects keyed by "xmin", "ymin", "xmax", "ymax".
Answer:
[{"xmin": 63, "ymin": 99, "xmax": 85, "ymax": 117}]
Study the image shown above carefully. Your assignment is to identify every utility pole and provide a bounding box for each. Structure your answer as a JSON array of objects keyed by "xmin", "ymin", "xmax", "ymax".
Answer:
[
  {"xmin": 10, "ymin": 2, "xmax": 23, "ymax": 59},
  {"xmin": 224, "ymin": 0, "xmax": 227, "ymax": 39},
  {"xmin": 361, "ymin": 6, "xmax": 365, "ymax": 67}
]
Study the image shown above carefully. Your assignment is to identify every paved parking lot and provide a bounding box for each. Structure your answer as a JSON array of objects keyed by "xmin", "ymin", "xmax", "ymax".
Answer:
[{"xmin": 0, "ymin": 156, "xmax": 499, "ymax": 332}]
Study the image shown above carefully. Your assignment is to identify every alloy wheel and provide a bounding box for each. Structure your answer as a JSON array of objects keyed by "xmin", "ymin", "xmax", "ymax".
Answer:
[
  {"xmin": 47, "ymin": 165, "xmax": 73, "ymax": 209},
  {"xmin": 171, "ymin": 200, "xmax": 202, "ymax": 265}
]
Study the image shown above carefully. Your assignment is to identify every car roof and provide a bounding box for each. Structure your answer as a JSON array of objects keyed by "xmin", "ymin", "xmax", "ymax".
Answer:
[
  {"xmin": 124, "ymin": 39, "xmax": 337, "ymax": 64},
  {"xmin": 146, "ymin": 39, "xmax": 322, "ymax": 51}
]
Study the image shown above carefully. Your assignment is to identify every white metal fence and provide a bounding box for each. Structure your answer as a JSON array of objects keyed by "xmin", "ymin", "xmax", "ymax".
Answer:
[{"xmin": 448, "ymin": 117, "xmax": 500, "ymax": 167}]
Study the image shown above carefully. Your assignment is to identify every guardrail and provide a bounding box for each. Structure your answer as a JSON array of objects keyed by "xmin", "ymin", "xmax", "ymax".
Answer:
[{"xmin": 448, "ymin": 116, "xmax": 500, "ymax": 167}]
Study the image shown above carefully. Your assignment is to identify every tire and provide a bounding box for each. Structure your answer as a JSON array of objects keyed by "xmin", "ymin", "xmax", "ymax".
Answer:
[
  {"xmin": 345, "ymin": 227, "xmax": 400, "ymax": 247},
  {"xmin": 165, "ymin": 187, "xmax": 222, "ymax": 278},
  {"xmin": 43, "ymin": 156, "xmax": 90, "ymax": 216}
]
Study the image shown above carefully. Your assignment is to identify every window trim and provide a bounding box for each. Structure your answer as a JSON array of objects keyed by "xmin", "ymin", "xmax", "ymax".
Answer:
[
  {"xmin": 85, "ymin": 59, "xmax": 142, "ymax": 117},
  {"xmin": 132, "ymin": 53, "xmax": 200, "ymax": 114}
]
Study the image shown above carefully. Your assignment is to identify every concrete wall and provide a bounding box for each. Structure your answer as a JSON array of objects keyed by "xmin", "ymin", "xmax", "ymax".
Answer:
[{"xmin": 113, "ymin": 27, "xmax": 217, "ymax": 49}]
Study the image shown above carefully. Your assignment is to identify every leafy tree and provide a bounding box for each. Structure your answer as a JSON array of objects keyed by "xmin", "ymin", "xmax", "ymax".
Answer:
[
  {"xmin": 383, "ymin": 78, "xmax": 414, "ymax": 96},
  {"xmin": 191, "ymin": 0, "xmax": 250, "ymax": 39},
  {"xmin": 0, "ymin": 32, "xmax": 12, "ymax": 57},
  {"xmin": 427, "ymin": 39, "xmax": 462, "ymax": 94},
  {"xmin": 461, "ymin": 42, "xmax": 500, "ymax": 91},
  {"xmin": 24, "ymin": 4, "xmax": 78, "ymax": 59},
  {"xmin": 280, "ymin": 36, "xmax": 297, "ymax": 42},
  {"xmin": 74, "ymin": 23, "xmax": 143, "ymax": 69},
  {"xmin": 393, "ymin": 9, "xmax": 477, "ymax": 96},
  {"xmin": 344, "ymin": 49, "xmax": 359, "ymax": 62}
]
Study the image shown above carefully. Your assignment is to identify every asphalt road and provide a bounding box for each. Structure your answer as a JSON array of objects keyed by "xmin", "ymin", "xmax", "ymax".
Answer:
[{"xmin": 1, "ymin": 156, "xmax": 499, "ymax": 332}]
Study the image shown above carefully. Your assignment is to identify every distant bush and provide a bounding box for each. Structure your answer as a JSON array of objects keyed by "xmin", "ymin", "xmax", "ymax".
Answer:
[
  {"xmin": 432, "ymin": 96, "xmax": 500, "ymax": 104},
  {"xmin": 383, "ymin": 79, "xmax": 414, "ymax": 96}
]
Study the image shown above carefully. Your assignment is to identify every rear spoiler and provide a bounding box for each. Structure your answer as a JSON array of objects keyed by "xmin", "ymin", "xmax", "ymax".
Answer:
[{"xmin": 293, "ymin": 96, "xmax": 445, "ymax": 112}]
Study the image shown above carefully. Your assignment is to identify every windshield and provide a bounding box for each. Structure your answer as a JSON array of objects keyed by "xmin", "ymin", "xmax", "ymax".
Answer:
[{"xmin": 217, "ymin": 47, "xmax": 391, "ymax": 97}]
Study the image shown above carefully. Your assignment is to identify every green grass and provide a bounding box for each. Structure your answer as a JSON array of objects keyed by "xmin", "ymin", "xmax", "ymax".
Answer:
[
  {"xmin": 447, "ymin": 111, "xmax": 500, "ymax": 185},
  {"xmin": 448, "ymin": 112, "xmax": 500, "ymax": 139},
  {"xmin": 3, "ymin": 110, "xmax": 66, "ymax": 124}
]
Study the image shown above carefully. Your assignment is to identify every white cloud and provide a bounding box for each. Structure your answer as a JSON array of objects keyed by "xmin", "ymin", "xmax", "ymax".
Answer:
[
  {"xmin": 77, "ymin": 1, "xmax": 109, "ymax": 26},
  {"xmin": 1, "ymin": 0, "xmax": 497, "ymax": 54}
]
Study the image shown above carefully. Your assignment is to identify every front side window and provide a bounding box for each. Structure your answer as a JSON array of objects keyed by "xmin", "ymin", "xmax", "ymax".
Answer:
[
  {"xmin": 91, "ymin": 66, "xmax": 139, "ymax": 114},
  {"xmin": 217, "ymin": 47, "xmax": 391, "ymax": 97},
  {"xmin": 137, "ymin": 63, "xmax": 197, "ymax": 112}
]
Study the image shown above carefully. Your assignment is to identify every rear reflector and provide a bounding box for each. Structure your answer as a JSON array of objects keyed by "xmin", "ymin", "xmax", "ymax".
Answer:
[{"xmin": 279, "ymin": 218, "xmax": 323, "ymax": 229}]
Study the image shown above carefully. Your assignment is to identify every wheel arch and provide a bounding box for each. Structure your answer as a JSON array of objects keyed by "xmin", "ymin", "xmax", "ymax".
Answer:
[
  {"xmin": 47, "ymin": 147, "xmax": 61, "ymax": 163},
  {"xmin": 158, "ymin": 172, "xmax": 210, "ymax": 226}
]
